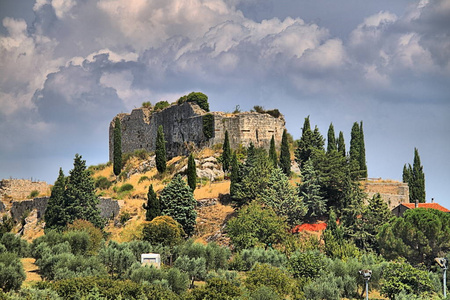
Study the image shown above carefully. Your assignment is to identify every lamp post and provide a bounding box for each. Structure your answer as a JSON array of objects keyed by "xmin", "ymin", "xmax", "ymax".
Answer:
[
  {"xmin": 359, "ymin": 269, "xmax": 372, "ymax": 300},
  {"xmin": 435, "ymin": 257, "xmax": 448, "ymax": 298}
]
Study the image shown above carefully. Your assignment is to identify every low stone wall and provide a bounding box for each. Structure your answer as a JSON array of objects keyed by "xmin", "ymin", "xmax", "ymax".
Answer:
[
  {"xmin": 0, "ymin": 179, "xmax": 50, "ymax": 201},
  {"xmin": 10, "ymin": 196, "xmax": 122, "ymax": 222}
]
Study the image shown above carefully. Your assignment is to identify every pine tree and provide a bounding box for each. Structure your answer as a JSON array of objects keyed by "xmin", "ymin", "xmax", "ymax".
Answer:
[
  {"xmin": 156, "ymin": 125, "xmax": 167, "ymax": 173},
  {"xmin": 327, "ymin": 123, "xmax": 337, "ymax": 153},
  {"xmin": 113, "ymin": 118, "xmax": 122, "ymax": 176},
  {"xmin": 312, "ymin": 125, "xmax": 325, "ymax": 151},
  {"xmin": 359, "ymin": 121, "xmax": 367, "ymax": 178},
  {"xmin": 402, "ymin": 164, "xmax": 412, "ymax": 183},
  {"xmin": 337, "ymin": 131, "xmax": 346, "ymax": 157},
  {"xmin": 222, "ymin": 130, "xmax": 231, "ymax": 172},
  {"xmin": 187, "ymin": 153, "xmax": 197, "ymax": 192},
  {"xmin": 295, "ymin": 116, "xmax": 313, "ymax": 166},
  {"xmin": 269, "ymin": 135, "xmax": 278, "ymax": 168},
  {"xmin": 44, "ymin": 168, "xmax": 67, "ymax": 231},
  {"xmin": 64, "ymin": 154, "xmax": 104, "ymax": 228},
  {"xmin": 298, "ymin": 159, "xmax": 327, "ymax": 219},
  {"xmin": 279, "ymin": 130, "xmax": 291, "ymax": 176},
  {"xmin": 160, "ymin": 175, "xmax": 197, "ymax": 236},
  {"xmin": 143, "ymin": 184, "xmax": 161, "ymax": 221},
  {"xmin": 362, "ymin": 193, "xmax": 392, "ymax": 250}
]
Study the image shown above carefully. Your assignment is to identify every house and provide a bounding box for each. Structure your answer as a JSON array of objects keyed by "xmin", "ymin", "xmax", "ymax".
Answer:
[{"xmin": 392, "ymin": 199, "xmax": 450, "ymax": 217}]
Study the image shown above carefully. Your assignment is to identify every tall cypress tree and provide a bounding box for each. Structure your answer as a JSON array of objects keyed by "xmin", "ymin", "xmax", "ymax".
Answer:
[
  {"xmin": 312, "ymin": 125, "xmax": 325, "ymax": 151},
  {"xmin": 327, "ymin": 123, "xmax": 337, "ymax": 153},
  {"xmin": 222, "ymin": 130, "xmax": 231, "ymax": 172},
  {"xmin": 143, "ymin": 184, "xmax": 161, "ymax": 221},
  {"xmin": 187, "ymin": 153, "xmax": 197, "ymax": 192},
  {"xmin": 349, "ymin": 122, "xmax": 360, "ymax": 163},
  {"xmin": 295, "ymin": 116, "xmax": 313, "ymax": 166},
  {"xmin": 156, "ymin": 125, "xmax": 167, "ymax": 173},
  {"xmin": 230, "ymin": 151, "xmax": 241, "ymax": 199},
  {"xmin": 44, "ymin": 168, "xmax": 67, "ymax": 231},
  {"xmin": 337, "ymin": 131, "xmax": 346, "ymax": 157},
  {"xmin": 359, "ymin": 121, "xmax": 367, "ymax": 178},
  {"xmin": 113, "ymin": 118, "xmax": 122, "ymax": 176},
  {"xmin": 64, "ymin": 154, "xmax": 104, "ymax": 228},
  {"xmin": 269, "ymin": 135, "xmax": 278, "ymax": 168},
  {"xmin": 279, "ymin": 130, "xmax": 290, "ymax": 176},
  {"xmin": 402, "ymin": 148, "xmax": 425, "ymax": 203}
]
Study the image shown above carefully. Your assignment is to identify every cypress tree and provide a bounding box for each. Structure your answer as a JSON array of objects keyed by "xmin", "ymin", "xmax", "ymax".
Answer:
[
  {"xmin": 327, "ymin": 123, "xmax": 337, "ymax": 153},
  {"xmin": 44, "ymin": 168, "xmax": 67, "ymax": 231},
  {"xmin": 349, "ymin": 122, "xmax": 360, "ymax": 163},
  {"xmin": 279, "ymin": 129, "xmax": 291, "ymax": 176},
  {"xmin": 143, "ymin": 184, "xmax": 161, "ymax": 221},
  {"xmin": 187, "ymin": 153, "xmax": 197, "ymax": 192},
  {"xmin": 312, "ymin": 125, "xmax": 325, "ymax": 151},
  {"xmin": 402, "ymin": 164, "xmax": 412, "ymax": 184},
  {"xmin": 222, "ymin": 130, "xmax": 231, "ymax": 172},
  {"xmin": 299, "ymin": 159, "xmax": 327, "ymax": 218},
  {"xmin": 64, "ymin": 154, "xmax": 104, "ymax": 228},
  {"xmin": 359, "ymin": 121, "xmax": 367, "ymax": 178},
  {"xmin": 412, "ymin": 148, "xmax": 426, "ymax": 203},
  {"xmin": 113, "ymin": 118, "xmax": 122, "ymax": 176},
  {"xmin": 269, "ymin": 135, "xmax": 278, "ymax": 168},
  {"xmin": 295, "ymin": 116, "xmax": 313, "ymax": 165},
  {"xmin": 156, "ymin": 125, "xmax": 167, "ymax": 173},
  {"xmin": 230, "ymin": 151, "xmax": 241, "ymax": 199},
  {"xmin": 337, "ymin": 131, "xmax": 346, "ymax": 157}
]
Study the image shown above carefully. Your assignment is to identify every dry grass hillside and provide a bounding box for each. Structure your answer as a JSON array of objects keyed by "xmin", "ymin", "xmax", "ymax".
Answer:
[{"xmin": 89, "ymin": 148, "xmax": 235, "ymax": 244}]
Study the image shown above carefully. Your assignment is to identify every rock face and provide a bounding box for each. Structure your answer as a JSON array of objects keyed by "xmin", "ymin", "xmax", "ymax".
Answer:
[
  {"xmin": 109, "ymin": 102, "xmax": 286, "ymax": 160},
  {"xmin": 0, "ymin": 179, "xmax": 50, "ymax": 201}
]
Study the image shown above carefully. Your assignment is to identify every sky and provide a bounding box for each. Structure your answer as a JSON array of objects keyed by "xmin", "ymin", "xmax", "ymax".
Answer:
[{"xmin": 0, "ymin": 0, "xmax": 449, "ymax": 206}]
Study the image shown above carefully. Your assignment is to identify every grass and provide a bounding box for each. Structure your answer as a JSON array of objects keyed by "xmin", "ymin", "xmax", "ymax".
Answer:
[{"xmin": 21, "ymin": 258, "xmax": 42, "ymax": 284}]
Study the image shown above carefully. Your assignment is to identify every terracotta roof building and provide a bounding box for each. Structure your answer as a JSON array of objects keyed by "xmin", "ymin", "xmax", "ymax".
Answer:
[{"xmin": 392, "ymin": 200, "xmax": 450, "ymax": 217}]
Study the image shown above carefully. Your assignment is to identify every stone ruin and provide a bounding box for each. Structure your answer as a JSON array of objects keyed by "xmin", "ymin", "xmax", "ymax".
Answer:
[{"xmin": 109, "ymin": 102, "xmax": 286, "ymax": 160}]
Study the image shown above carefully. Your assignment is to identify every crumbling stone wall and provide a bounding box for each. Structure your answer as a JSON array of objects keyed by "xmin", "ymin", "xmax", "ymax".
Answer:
[
  {"xmin": 10, "ymin": 196, "xmax": 122, "ymax": 222},
  {"xmin": 109, "ymin": 102, "xmax": 286, "ymax": 160},
  {"xmin": 362, "ymin": 180, "xmax": 409, "ymax": 209},
  {"xmin": 0, "ymin": 179, "xmax": 50, "ymax": 201}
]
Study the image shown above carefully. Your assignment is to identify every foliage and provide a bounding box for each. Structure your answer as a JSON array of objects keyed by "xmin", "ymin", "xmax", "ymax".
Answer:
[
  {"xmin": 269, "ymin": 135, "xmax": 277, "ymax": 168},
  {"xmin": 259, "ymin": 168, "xmax": 306, "ymax": 226},
  {"xmin": 94, "ymin": 176, "xmax": 112, "ymax": 190},
  {"xmin": 98, "ymin": 241, "xmax": 137, "ymax": 279},
  {"xmin": 337, "ymin": 131, "xmax": 346, "ymax": 156},
  {"xmin": 377, "ymin": 208, "xmax": 450, "ymax": 266},
  {"xmin": 227, "ymin": 201, "xmax": 289, "ymax": 251},
  {"xmin": 349, "ymin": 122, "xmax": 360, "ymax": 173},
  {"xmin": 174, "ymin": 255, "xmax": 206, "ymax": 288},
  {"xmin": 380, "ymin": 261, "xmax": 435, "ymax": 299},
  {"xmin": 0, "ymin": 252, "xmax": 26, "ymax": 292},
  {"xmin": 118, "ymin": 183, "xmax": 133, "ymax": 192},
  {"xmin": 66, "ymin": 220, "xmax": 103, "ymax": 255},
  {"xmin": 29, "ymin": 190, "xmax": 39, "ymax": 198},
  {"xmin": 232, "ymin": 146, "xmax": 273, "ymax": 206},
  {"xmin": 266, "ymin": 109, "xmax": 281, "ymax": 118},
  {"xmin": 230, "ymin": 247, "xmax": 287, "ymax": 271},
  {"xmin": 298, "ymin": 159, "xmax": 327, "ymax": 218},
  {"xmin": 142, "ymin": 101, "xmax": 152, "ymax": 108},
  {"xmin": 403, "ymin": 148, "xmax": 426, "ymax": 203},
  {"xmin": 187, "ymin": 153, "xmax": 197, "ymax": 191},
  {"xmin": 0, "ymin": 233, "xmax": 29, "ymax": 257},
  {"xmin": 187, "ymin": 92, "xmax": 209, "ymax": 112},
  {"xmin": 279, "ymin": 129, "xmax": 290, "ymax": 176},
  {"xmin": 142, "ymin": 216, "xmax": 185, "ymax": 247},
  {"xmin": 185, "ymin": 277, "xmax": 241, "ymax": 300},
  {"xmin": 359, "ymin": 121, "xmax": 367, "ymax": 178},
  {"xmin": 37, "ymin": 277, "xmax": 178, "ymax": 300},
  {"xmin": 156, "ymin": 125, "xmax": 167, "ymax": 173},
  {"xmin": 327, "ymin": 123, "xmax": 337, "ymax": 153},
  {"xmin": 244, "ymin": 263, "xmax": 293, "ymax": 298},
  {"xmin": 288, "ymin": 250, "xmax": 326, "ymax": 279},
  {"xmin": 143, "ymin": 184, "xmax": 161, "ymax": 221},
  {"xmin": 113, "ymin": 117, "xmax": 122, "ymax": 176},
  {"xmin": 322, "ymin": 210, "xmax": 360, "ymax": 259},
  {"xmin": 160, "ymin": 175, "xmax": 197, "ymax": 236},
  {"xmin": 0, "ymin": 215, "xmax": 14, "ymax": 236},
  {"xmin": 222, "ymin": 130, "xmax": 231, "ymax": 172},
  {"xmin": 44, "ymin": 168, "xmax": 68, "ymax": 231},
  {"xmin": 229, "ymin": 151, "xmax": 242, "ymax": 200},
  {"xmin": 153, "ymin": 100, "xmax": 170, "ymax": 111},
  {"xmin": 295, "ymin": 116, "xmax": 313, "ymax": 166},
  {"xmin": 202, "ymin": 113, "xmax": 214, "ymax": 139}
]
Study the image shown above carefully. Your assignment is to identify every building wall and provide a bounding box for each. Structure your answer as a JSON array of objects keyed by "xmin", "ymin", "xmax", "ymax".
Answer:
[
  {"xmin": 109, "ymin": 102, "xmax": 286, "ymax": 160},
  {"xmin": 362, "ymin": 180, "xmax": 409, "ymax": 209}
]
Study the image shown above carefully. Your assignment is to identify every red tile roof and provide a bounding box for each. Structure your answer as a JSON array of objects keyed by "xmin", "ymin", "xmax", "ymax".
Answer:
[
  {"xmin": 401, "ymin": 203, "xmax": 450, "ymax": 213},
  {"xmin": 292, "ymin": 223, "xmax": 327, "ymax": 233}
]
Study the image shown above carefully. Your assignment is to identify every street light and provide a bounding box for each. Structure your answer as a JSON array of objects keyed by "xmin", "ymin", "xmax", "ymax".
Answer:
[
  {"xmin": 359, "ymin": 269, "xmax": 372, "ymax": 300},
  {"xmin": 435, "ymin": 257, "xmax": 448, "ymax": 298}
]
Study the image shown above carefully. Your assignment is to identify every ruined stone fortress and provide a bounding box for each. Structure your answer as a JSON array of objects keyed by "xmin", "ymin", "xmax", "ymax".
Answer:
[{"xmin": 109, "ymin": 102, "xmax": 286, "ymax": 161}]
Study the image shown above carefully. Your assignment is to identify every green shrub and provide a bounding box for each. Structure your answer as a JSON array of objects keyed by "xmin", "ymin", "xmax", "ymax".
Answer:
[
  {"xmin": 253, "ymin": 105, "xmax": 265, "ymax": 113},
  {"xmin": 288, "ymin": 250, "xmax": 326, "ymax": 279},
  {"xmin": 0, "ymin": 233, "xmax": 29, "ymax": 257},
  {"xmin": 154, "ymin": 101, "xmax": 170, "ymax": 111},
  {"xmin": 266, "ymin": 109, "xmax": 280, "ymax": 118},
  {"xmin": 118, "ymin": 183, "xmax": 134, "ymax": 192},
  {"xmin": 187, "ymin": 92, "xmax": 209, "ymax": 112},
  {"xmin": 202, "ymin": 114, "xmax": 214, "ymax": 139},
  {"xmin": 29, "ymin": 190, "xmax": 39, "ymax": 198},
  {"xmin": 142, "ymin": 101, "xmax": 152, "ymax": 108},
  {"xmin": 0, "ymin": 252, "xmax": 26, "ymax": 292},
  {"xmin": 186, "ymin": 277, "xmax": 241, "ymax": 300},
  {"xmin": 138, "ymin": 176, "xmax": 149, "ymax": 184},
  {"xmin": 230, "ymin": 247, "xmax": 287, "ymax": 271},
  {"xmin": 94, "ymin": 176, "xmax": 112, "ymax": 190},
  {"xmin": 244, "ymin": 263, "xmax": 293, "ymax": 298},
  {"xmin": 119, "ymin": 212, "xmax": 131, "ymax": 224},
  {"xmin": 142, "ymin": 216, "xmax": 185, "ymax": 248}
]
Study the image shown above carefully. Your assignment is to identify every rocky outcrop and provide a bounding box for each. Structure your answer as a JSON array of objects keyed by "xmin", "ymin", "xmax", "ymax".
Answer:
[
  {"xmin": 0, "ymin": 179, "xmax": 50, "ymax": 201},
  {"xmin": 109, "ymin": 102, "xmax": 286, "ymax": 160}
]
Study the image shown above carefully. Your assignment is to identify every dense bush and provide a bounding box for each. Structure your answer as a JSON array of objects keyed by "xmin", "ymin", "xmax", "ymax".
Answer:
[
  {"xmin": 94, "ymin": 176, "xmax": 112, "ymax": 190},
  {"xmin": 288, "ymin": 250, "xmax": 326, "ymax": 279},
  {"xmin": 202, "ymin": 114, "xmax": 214, "ymax": 139},
  {"xmin": 0, "ymin": 233, "xmax": 29, "ymax": 257},
  {"xmin": 154, "ymin": 101, "xmax": 170, "ymax": 111},
  {"xmin": 186, "ymin": 92, "xmax": 209, "ymax": 112},
  {"xmin": 0, "ymin": 252, "xmax": 26, "ymax": 292},
  {"xmin": 142, "ymin": 216, "xmax": 185, "ymax": 247},
  {"xmin": 230, "ymin": 247, "xmax": 287, "ymax": 271},
  {"xmin": 185, "ymin": 277, "xmax": 241, "ymax": 300},
  {"xmin": 118, "ymin": 183, "xmax": 134, "ymax": 192},
  {"xmin": 244, "ymin": 263, "xmax": 293, "ymax": 298},
  {"xmin": 98, "ymin": 241, "xmax": 137, "ymax": 279}
]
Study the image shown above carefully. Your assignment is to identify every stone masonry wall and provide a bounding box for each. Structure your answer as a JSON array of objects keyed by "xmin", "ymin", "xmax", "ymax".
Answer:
[
  {"xmin": 362, "ymin": 180, "xmax": 409, "ymax": 209},
  {"xmin": 109, "ymin": 102, "xmax": 286, "ymax": 160},
  {"xmin": 0, "ymin": 179, "xmax": 50, "ymax": 201},
  {"xmin": 10, "ymin": 196, "xmax": 122, "ymax": 222}
]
